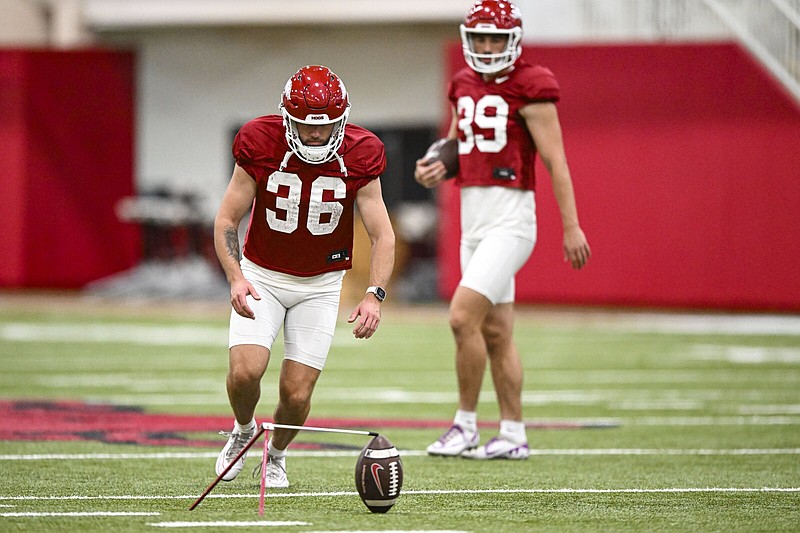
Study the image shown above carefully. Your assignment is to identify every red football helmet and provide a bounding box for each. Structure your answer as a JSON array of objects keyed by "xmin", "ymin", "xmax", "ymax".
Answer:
[
  {"xmin": 460, "ymin": 0, "xmax": 523, "ymax": 74},
  {"xmin": 279, "ymin": 65, "xmax": 350, "ymax": 164}
]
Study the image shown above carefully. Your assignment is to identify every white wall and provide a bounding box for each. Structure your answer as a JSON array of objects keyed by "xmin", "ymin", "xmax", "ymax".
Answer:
[
  {"xmin": 0, "ymin": 0, "xmax": 604, "ymax": 218},
  {"xmin": 0, "ymin": 0, "xmax": 48, "ymax": 45},
  {"xmin": 99, "ymin": 24, "xmax": 454, "ymax": 217},
  {"xmin": 2, "ymin": 0, "xmax": 747, "ymax": 219}
]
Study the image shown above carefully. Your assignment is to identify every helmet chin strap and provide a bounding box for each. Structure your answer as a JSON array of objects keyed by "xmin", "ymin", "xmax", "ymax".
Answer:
[
  {"xmin": 335, "ymin": 153, "xmax": 348, "ymax": 177},
  {"xmin": 278, "ymin": 149, "xmax": 348, "ymax": 177},
  {"xmin": 278, "ymin": 150, "xmax": 293, "ymax": 172}
]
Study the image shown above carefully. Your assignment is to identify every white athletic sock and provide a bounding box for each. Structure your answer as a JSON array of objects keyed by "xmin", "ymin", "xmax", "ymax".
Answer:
[
  {"xmin": 268, "ymin": 438, "xmax": 287, "ymax": 458},
  {"xmin": 234, "ymin": 418, "xmax": 256, "ymax": 434},
  {"xmin": 499, "ymin": 419, "xmax": 527, "ymax": 445},
  {"xmin": 454, "ymin": 410, "xmax": 477, "ymax": 434}
]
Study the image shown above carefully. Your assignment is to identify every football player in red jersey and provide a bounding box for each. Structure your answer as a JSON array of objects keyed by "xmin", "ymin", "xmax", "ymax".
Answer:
[
  {"xmin": 213, "ymin": 65, "xmax": 395, "ymax": 486},
  {"xmin": 415, "ymin": 0, "xmax": 590, "ymax": 459}
]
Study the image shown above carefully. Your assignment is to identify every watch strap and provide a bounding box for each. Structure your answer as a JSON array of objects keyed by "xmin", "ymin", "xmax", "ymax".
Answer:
[{"xmin": 366, "ymin": 286, "xmax": 386, "ymax": 302}]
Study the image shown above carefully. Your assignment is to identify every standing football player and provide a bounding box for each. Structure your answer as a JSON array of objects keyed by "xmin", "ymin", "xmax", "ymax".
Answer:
[
  {"xmin": 214, "ymin": 65, "xmax": 395, "ymax": 486},
  {"xmin": 415, "ymin": 0, "xmax": 590, "ymax": 459}
]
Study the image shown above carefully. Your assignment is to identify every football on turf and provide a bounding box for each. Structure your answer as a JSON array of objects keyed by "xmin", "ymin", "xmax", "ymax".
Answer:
[
  {"xmin": 422, "ymin": 138, "xmax": 459, "ymax": 179},
  {"xmin": 354, "ymin": 435, "xmax": 403, "ymax": 513}
]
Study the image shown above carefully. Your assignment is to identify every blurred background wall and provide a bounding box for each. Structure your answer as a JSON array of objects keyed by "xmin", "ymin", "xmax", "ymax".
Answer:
[{"xmin": 1, "ymin": 0, "xmax": 799, "ymax": 310}]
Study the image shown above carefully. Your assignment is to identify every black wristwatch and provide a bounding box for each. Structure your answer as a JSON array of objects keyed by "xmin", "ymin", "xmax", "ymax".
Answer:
[{"xmin": 366, "ymin": 286, "xmax": 386, "ymax": 302}]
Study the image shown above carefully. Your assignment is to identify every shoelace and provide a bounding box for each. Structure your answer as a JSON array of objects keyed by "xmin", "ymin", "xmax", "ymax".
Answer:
[
  {"xmin": 251, "ymin": 455, "xmax": 286, "ymax": 480},
  {"xmin": 483, "ymin": 437, "xmax": 503, "ymax": 451},
  {"xmin": 438, "ymin": 425, "xmax": 465, "ymax": 444},
  {"xmin": 484, "ymin": 437, "xmax": 527, "ymax": 456},
  {"xmin": 219, "ymin": 430, "xmax": 254, "ymax": 461}
]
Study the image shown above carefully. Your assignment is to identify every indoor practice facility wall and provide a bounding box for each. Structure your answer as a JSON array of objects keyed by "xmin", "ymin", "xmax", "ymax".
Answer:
[
  {"xmin": 437, "ymin": 42, "xmax": 800, "ymax": 311},
  {"xmin": 0, "ymin": 49, "xmax": 140, "ymax": 288}
]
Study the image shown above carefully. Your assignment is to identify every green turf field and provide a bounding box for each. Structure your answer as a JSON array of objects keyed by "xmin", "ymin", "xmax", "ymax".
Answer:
[{"xmin": 0, "ymin": 294, "xmax": 798, "ymax": 532}]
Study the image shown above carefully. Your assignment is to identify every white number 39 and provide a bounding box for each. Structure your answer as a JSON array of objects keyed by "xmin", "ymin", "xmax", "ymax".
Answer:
[{"xmin": 457, "ymin": 94, "xmax": 509, "ymax": 155}]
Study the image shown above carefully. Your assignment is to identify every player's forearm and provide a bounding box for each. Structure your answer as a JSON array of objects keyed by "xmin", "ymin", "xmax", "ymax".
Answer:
[
  {"xmin": 214, "ymin": 220, "xmax": 245, "ymax": 284},
  {"xmin": 549, "ymin": 166, "xmax": 582, "ymax": 231},
  {"xmin": 368, "ymin": 233, "xmax": 395, "ymax": 288}
]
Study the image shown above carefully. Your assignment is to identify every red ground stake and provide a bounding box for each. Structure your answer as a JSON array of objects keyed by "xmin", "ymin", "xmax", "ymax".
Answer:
[
  {"xmin": 259, "ymin": 428, "xmax": 270, "ymax": 516},
  {"xmin": 189, "ymin": 425, "xmax": 266, "ymax": 511}
]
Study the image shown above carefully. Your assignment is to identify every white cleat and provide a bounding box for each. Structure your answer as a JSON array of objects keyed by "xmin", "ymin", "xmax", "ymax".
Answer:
[
  {"xmin": 215, "ymin": 428, "xmax": 255, "ymax": 481},
  {"xmin": 426, "ymin": 424, "xmax": 480, "ymax": 457},
  {"xmin": 461, "ymin": 436, "xmax": 530, "ymax": 460},
  {"xmin": 265, "ymin": 454, "xmax": 289, "ymax": 488}
]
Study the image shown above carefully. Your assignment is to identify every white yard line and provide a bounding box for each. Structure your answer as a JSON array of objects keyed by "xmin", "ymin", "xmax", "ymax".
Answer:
[
  {"xmin": 1, "ymin": 511, "xmax": 160, "ymax": 516},
  {"xmin": 149, "ymin": 521, "xmax": 309, "ymax": 528},
  {"xmin": 0, "ymin": 323, "xmax": 359, "ymax": 347},
  {"xmin": 554, "ymin": 312, "xmax": 800, "ymax": 336},
  {"xmin": 588, "ymin": 415, "xmax": 800, "ymax": 425},
  {"xmin": 2, "ymin": 311, "xmax": 799, "ymax": 348},
  {"xmin": 67, "ymin": 388, "xmax": 799, "ymax": 407},
  {"xmin": 0, "ymin": 323, "xmax": 228, "ymax": 346},
  {"xmin": 690, "ymin": 344, "xmax": 800, "ymax": 363},
  {"xmin": 1, "ymin": 448, "xmax": 798, "ymax": 463},
  {"xmin": 1, "ymin": 487, "xmax": 798, "ymax": 504}
]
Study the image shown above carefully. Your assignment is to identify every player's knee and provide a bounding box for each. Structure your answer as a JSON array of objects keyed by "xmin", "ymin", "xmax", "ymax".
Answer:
[
  {"xmin": 279, "ymin": 386, "xmax": 313, "ymax": 413},
  {"xmin": 449, "ymin": 310, "xmax": 465, "ymax": 336},
  {"xmin": 483, "ymin": 330, "xmax": 503, "ymax": 353},
  {"xmin": 228, "ymin": 365, "xmax": 262, "ymax": 387},
  {"xmin": 449, "ymin": 309, "xmax": 479, "ymax": 339},
  {"xmin": 482, "ymin": 321, "xmax": 510, "ymax": 350}
]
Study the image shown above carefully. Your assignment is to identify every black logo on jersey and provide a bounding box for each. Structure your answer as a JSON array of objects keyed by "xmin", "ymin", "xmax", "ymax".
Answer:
[
  {"xmin": 327, "ymin": 249, "xmax": 350, "ymax": 263},
  {"xmin": 493, "ymin": 167, "xmax": 516, "ymax": 181}
]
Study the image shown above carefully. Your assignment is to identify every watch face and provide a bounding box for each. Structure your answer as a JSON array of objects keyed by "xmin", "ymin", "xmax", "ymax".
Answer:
[{"xmin": 368, "ymin": 286, "xmax": 386, "ymax": 301}]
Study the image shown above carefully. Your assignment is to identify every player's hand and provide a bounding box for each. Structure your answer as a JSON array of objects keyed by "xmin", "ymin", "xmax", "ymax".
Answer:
[
  {"xmin": 414, "ymin": 158, "xmax": 447, "ymax": 189},
  {"xmin": 348, "ymin": 296, "xmax": 382, "ymax": 339},
  {"xmin": 563, "ymin": 227, "xmax": 591, "ymax": 270},
  {"xmin": 230, "ymin": 278, "xmax": 261, "ymax": 319}
]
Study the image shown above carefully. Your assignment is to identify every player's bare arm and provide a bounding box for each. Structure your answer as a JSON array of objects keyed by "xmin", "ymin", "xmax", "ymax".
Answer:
[
  {"xmin": 414, "ymin": 111, "xmax": 459, "ymax": 188},
  {"xmin": 520, "ymin": 102, "xmax": 591, "ymax": 269},
  {"xmin": 348, "ymin": 178, "xmax": 395, "ymax": 339},
  {"xmin": 214, "ymin": 164, "xmax": 262, "ymax": 318}
]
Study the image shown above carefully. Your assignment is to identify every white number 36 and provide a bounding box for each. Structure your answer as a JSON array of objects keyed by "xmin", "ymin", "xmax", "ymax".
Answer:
[{"xmin": 265, "ymin": 172, "xmax": 345, "ymax": 235}]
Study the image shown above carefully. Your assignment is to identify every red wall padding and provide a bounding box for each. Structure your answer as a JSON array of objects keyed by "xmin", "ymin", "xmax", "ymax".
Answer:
[
  {"xmin": 438, "ymin": 43, "xmax": 800, "ymax": 311},
  {"xmin": 0, "ymin": 50, "xmax": 140, "ymax": 288}
]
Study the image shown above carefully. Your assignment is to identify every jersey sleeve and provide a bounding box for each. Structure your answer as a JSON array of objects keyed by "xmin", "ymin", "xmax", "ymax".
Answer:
[
  {"xmin": 447, "ymin": 79, "xmax": 457, "ymax": 106},
  {"xmin": 520, "ymin": 66, "xmax": 561, "ymax": 103},
  {"xmin": 232, "ymin": 117, "xmax": 280, "ymax": 179},
  {"xmin": 447, "ymin": 69, "xmax": 472, "ymax": 106},
  {"xmin": 360, "ymin": 134, "xmax": 386, "ymax": 178},
  {"xmin": 344, "ymin": 126, "xmax": 387, "ymax": 184}
]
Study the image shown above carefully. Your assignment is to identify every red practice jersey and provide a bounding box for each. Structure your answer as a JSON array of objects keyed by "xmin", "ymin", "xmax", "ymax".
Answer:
[
  {"xmin": 448, "ymin": 59, "xmax": 560, "ymax": 191},
  {"xmin": 233, "ymin": 115, "xmax": 386, "ymax": 276}
]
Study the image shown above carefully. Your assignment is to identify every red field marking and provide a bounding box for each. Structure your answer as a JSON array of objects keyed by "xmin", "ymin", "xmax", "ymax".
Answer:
[{"xmin": 0, "ymin": 400, "xmax": 610, "ymax": 447}]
